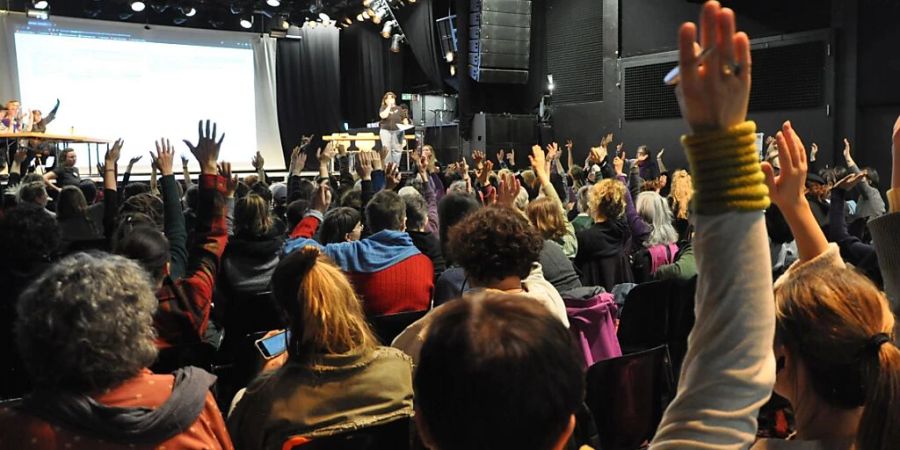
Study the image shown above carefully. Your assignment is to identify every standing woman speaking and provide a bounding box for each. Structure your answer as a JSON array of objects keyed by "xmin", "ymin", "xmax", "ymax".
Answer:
[{"xmin": 379, "ymin": 91, "xmax": 409, "ymax": 166}]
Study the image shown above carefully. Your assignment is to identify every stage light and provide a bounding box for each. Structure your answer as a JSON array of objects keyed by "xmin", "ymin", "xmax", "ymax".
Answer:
[
  {"xmin": 363, "ymin": 0, "xmax": 372, "ymax": 6},
  {"xmin": 240, "ymin": 15, "xmax": 253, "ymax": 29},
  {"xmin": 450, "ymin": 64, "xmax": 456, "ymax": 76},
  {"xmin": 130, "ymin": 1, "xmax": 146, "ymax": 12},
  {"xmin": 27, "ymin": 8, "xmax": 49, "ymax": 19},
  {"xmin": 267, "ymin": 0, "xmax": 281, "ymax": 6},
  {"xmin": 319, "ymin": 12, "xmax": 330, "ymax": 22},
  {"xmin": 381, "ymin": 20, "xmax": 395, "ymax": 38},
  {"xmin": 229, "ymin": 3, "xmax": 244, "ymax": 15},
  {"xmin": 356, "ymin": 13, "xmax": 365, "ymax": 21},
  {"xmin": 547, "ymin": 74, "xmax": 555, "ymax": 93},
  {"xmin": 32, "ymin": 0, "xmax": 49, "ymax": 10},
  {"xmin": 371, "ymin": 8, "xmax": 384, "ymax": 24},
  {"xmin": 445, "ymin": 51, "xmax": 454, "ymax": 62},
  {"xmin": 362, "ymin": 11, "xmax": 370, "ymax": 19},
  {"xmin": 181, "ymin": 6, "xmax": 197, "ymax": 17},
  {"xmin": 343, "ymin": 17, "xmax": 353, "ymax": 26},
  {"xmin": 390, "ymin": 34, "xmax": 403, "ymax": 53}
]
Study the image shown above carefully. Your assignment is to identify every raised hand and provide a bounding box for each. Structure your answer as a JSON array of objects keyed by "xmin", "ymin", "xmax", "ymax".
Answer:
[
  {"xmin": 507, "ymin": 148, "xmax": 516, "ymax": 163},
  {"xmin": 546, "ymin": 142, "xmax": 560, "ymax": 162},
  {"xmin": 417, "ymin": 153, "xmax": 429, "ymax": 178},
  {"xmin": 317, "ymin": 142, "xmax": 336, "ymax": 164},
  {"xmin": 613, "ymin": 155, "xmax": 625, "ymax": 176},
  {"xmin": 251, "ymin": 151, "xmax": 265, "ymax": 170},
  {"xmin": 13, "ymin": 149, "xmax": 27, "ymax": 164},
  {"xmin": 356, "ymin": 151, "xmax": 374, "ymax": 180},
  {"xmin": 311, "ymin": 181, "xmax": 332, "ymax": 213},
  {"xmin": 616, "ymin": 142, "xmax": 624, "ymax": 156},
  {"xmin": 183, "ymin": 119, "xmax": 224, "ymax": 175},
  {"xmin": 675, "ymin": 1, "xmax": 751, "ymax": 133},
  {"xmin": 218, "ymin": 162, "xmax": 238, "ymax": 198},
  {"xmin": 385, "ymin": 162, "xmax": 402, "ymax": 190},
  {"xmin": 459, "ymin": 157, "xmax": 470, "ymax": 178},
  {"xmin": 809, "ymin": 143, "xmax": 818, "ymax": 162},
  {"xmin": 565, "ymin": 139, "xmax": 574, "ymax": 152},
  {"xmin": 833, "ymin": 172, "xmax": 866, "ymax": 192},
  {"xmin": 301, "ymin": 134, "xmax": 315, "ymax": 147},
  {"xmin": 529, "ymin": 144, "xmax": 548, "ymax": 182},
  {"xmin": 472, "ymin": 150, "xmax": 485, "ymax": 170},
  {"xmin": 657, "ymin": 148, "xmax": 665, "ymax": 159},
  {"xmin": 128, "ymin": 155, "xmax": 143, "ymax": 167},
  {"xmin": 478, "ymin": 159, "xmax": 494, "ymax": 185},
  {"xmin": 497, "ymin": 149, "xmax": 506, "ymax": 163},
  {"xmin": 105, "ymin": 138, "xmax": 124, "ymax": 166},
  {"xmin": 761, "ymin": 121, "xmax": 808, "ymax": 212},
  {"xmin": 589, "ymin": 146, "xmax": 605, "ymax": 164},
  {"xmin": 153, "ymin": 138, "xmax": 175, "ymax": 176},
  {"xmin": 842, "ymin": 138, "xmax": 852, "ymax": 162},
  {"xmin": 497, "ymin": 172, "xmax": 521, "ymax": 208}
]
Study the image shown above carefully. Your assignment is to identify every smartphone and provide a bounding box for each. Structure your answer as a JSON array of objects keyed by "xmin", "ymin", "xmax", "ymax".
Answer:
[{"xmin": 255, "ymin": 330, "xmax": 291, "ymax": 359}]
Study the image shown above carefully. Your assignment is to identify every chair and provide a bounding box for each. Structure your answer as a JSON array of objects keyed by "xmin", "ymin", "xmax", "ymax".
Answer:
[
  {"xmin": 369, "ymin": 310, "xmax": 429, "ymax": 345},
  {"xmin": 584, "ymin": 345, "xmax": 676, "ymax": 450},
  {"xmin": 577, "ymin": 253, "xmax": 634, "ymax": 292},
  {"xmin": 616, "ymin": 276, "xmax": 696, "ymax": 377},
  {"xmin": 282, "ymin": 417, "xmax": 413, "ymax": 450}
]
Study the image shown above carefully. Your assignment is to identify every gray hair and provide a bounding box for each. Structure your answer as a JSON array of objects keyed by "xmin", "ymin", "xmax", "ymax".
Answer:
[
  {"xmin": 636, "ymin": 191, "xmax": 678, "ymax": 247},
  {"xmin": 17, "ymin": 181, "xmax": 48, "ymax": 205},
  {"xmin": 401, "ymin": 190, "xmax": 429, "ymax": 231},
  {"xmin": 514, "ymin": 186, "xmax": 529, "ymax": 213},
  {"xmin": 447, "ymin": 180, "xmax": 470, "ymax": 196},
  {"xmin": 15, "ymin": 252, "xmax": 159, "ymax": 392},
  {"xmin": 577, "ymin": 185, "xmax": 591, "ymax": 213}
]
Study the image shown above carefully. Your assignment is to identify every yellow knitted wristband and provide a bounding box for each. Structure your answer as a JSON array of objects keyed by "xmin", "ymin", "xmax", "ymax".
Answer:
[{"xmin": 682, "ymin": 121, "xmax": 770, "ymax": 215}]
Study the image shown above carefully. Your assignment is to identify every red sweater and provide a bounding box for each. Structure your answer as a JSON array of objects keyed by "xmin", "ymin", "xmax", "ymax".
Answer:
[{"xmin": 289, "ymin": 215, "xmax": 433, "ymax": 316}]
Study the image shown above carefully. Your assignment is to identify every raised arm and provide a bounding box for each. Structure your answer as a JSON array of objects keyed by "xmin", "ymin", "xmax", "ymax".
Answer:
[
  {"xmin": 651, "ymin": 3, "xmax": 775, "ymax": 448},
  {"xmin": 867, "ymin": 115, "xmax": 900, "ymax": 312},
  {"xmin": 154, "ymin": 138, "xmax": 188, "ymax": 280},
  {"xmin": 177, "ymin": 120, "xmax": 229, "ymax": 338},
  {"xmin": 102, "ymin": 139, "xmax": 124, "ymax": 240}
]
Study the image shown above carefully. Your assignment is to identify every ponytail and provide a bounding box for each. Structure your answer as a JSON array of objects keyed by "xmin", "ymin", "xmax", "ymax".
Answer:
[{"xmin": 858, "ymin": 339, "xmax": 900, "ymax": 450}]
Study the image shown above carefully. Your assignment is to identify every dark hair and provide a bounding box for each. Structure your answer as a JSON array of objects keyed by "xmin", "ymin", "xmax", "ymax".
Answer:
[
  {"xmin": 235, "ymin": 193, "xmax": 273, "ymax": 238},
  {"xmin": 340, "ymin": 188, "xmax": 362, "ymax": 210},
  {"xmin": 122, "ymin": 182, "xmax": 150, "ymax": 202},
  {"xmin": 56, "ymin": 186, "xmax": 88, "ymax": 221},
  {"xmin": 286, "ymin": 199, "xmax": 310, "ymax": 231},
  {"xmin": 113, "ymin": 223, "xmax": 170, "ymax": 283},
  {"xmin": 17, "ymin": 181, "xmax": 48, "ymax": 205},
  {"xmin": 249, "ymin": 181, "xmax": 273, "ymax": 204},
  {"xmin": 863, "ymin": 167, "xmax": 880, "ymax": 189},
  {"xmin": 78, "ymin": 180, "xmax": 98, "ymax": 204},
  {"xmin": 449, "ymin": 206, "xmax": 543, "ymax": 286},
  {"xmin": 235, "ymin": 181, "xmax": 250, "ymax": 199},
  {"xmin": 320, "ymin": 207, "xmax": 362, "ymax": 244},
  {"xmin": 291, "ymin": 179, "xmax": 317, "ymax": 204},
  {"xmin": 119, "ymin": 193, "xmax": 164, "ymax": 229},
  {"xmin": 366, "ymin": 190, "xmax": 406, "ymax": 233},
  {"xmin": 401, "ymin": 192, "xmax": 428, "ymax": 231},
  {"xmin": 0, "ymin": 207, "xmax": 60, "ymax": 264},
  {"xmin": 183, "ymin": 184, "xmax": 199, "ymax": 211},
  {"xmin": 438, "ymin": 193, "xmax": 481, "ymax": 263},
  {"xmin": 415, "ymin": 293, "xmax": 584, "ymax": 450}
]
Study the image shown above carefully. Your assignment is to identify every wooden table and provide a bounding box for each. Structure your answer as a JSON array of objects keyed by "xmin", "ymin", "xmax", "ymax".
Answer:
[
  {"xmin": 1, "ymin": 132, "xmax": 111, "ymax": 175},
  {"xmin": 323, "ymin": 132, "xmax": 417, "ymax": 171}
]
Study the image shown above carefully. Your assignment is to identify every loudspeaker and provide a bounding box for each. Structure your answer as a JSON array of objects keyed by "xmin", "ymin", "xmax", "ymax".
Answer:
[
  {"xmin": 468, "ymin": 66, "xmax": 529, "ymax": 84},
  {"xmin": 425, "ymin": 124, "xmax": 461, "ymax": 163},
  {"xmin": 468, "ymin": 0, "xmax": 532, "ymax": 84},
  {"xmin": 470, "ymin": 112, "xmax": 537, "ymax": 158}
]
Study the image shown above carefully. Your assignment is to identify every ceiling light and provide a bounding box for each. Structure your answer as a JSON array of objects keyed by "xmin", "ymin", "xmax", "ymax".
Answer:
[
  {"xmin": 319, "ymin": 12, "xmax": 330, "ymax": 22},
  {"xmin": 130, "ymin": 1, "xmax": 146, "ymax": 12},
  {"xmin": 445, "ymin": 51, "xmax": 454, "ymax": 62},
  {"xmin": 181, "ymin": 6, "xmax": 196, "ymax": 17},
  {"xmin": 390, "ymin": 34, "xmax": 403, "ymax": 53},
  {"xmin": 356, "ymin": 14, "xmax": 364, "ymax": 21},
  {"xmin": 343, "ymin": 17, "xmax": 352, "ymax": 26},
  {"xmin": 363, "ymin": 0, "xmax": 372, "ymax": 6},
  {"xmin": 450, "ymin": 64, "xmax": 456, "ymax": 76},
  {"xmin": 267, "ymin": 0, "xmax": 281, "ymax": 6},
  {"xmin": 381, "ymin": 20, "xmax": 395, "ymax": 39},
  {"xmin": 240, "ymin": 15, "xmax": 253, "ymax": 29},
  {"xmin": 32, "ymin": 0, "xmax": 49, "ymax": 10}
]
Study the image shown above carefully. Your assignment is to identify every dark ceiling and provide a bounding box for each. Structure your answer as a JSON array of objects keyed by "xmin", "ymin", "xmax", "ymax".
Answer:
[{"xmin": 2, "ymin": 0, "xmax": 377, "ymax": 33}]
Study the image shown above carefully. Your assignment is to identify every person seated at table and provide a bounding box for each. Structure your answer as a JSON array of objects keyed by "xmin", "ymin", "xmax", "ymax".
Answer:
[
  {"xmin": 43, "ymin": 148, "xmax": 81, "ymax": 193},
  {"xmin": 30, "ymin": 99, "xmax": 60, "ymax": 134}
]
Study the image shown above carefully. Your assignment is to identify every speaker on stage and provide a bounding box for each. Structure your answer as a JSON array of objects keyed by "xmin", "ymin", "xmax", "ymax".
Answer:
[
  {"xmin": 468, "ymin": 0, "xmax": 532, "ymax": 85},
  {"xmin": 471, "ymin": 112, "xmax": 537, "ymax": 166}
]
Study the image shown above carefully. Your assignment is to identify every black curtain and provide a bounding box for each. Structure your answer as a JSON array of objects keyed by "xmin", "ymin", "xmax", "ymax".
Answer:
[
  {"xmin": 276, "ymin": 27, "xmax": 342, "ymax": 166},
  {"xmin": 340, "ymin": 26, "xmax": 404, "ymax": 128},
  {"xmin": 454, "ymin": 0, "xmax": 546, "ymax": 138},
  {"xmin": 396, "ymin": 0, "xmax": 444, "ymax": 91}
]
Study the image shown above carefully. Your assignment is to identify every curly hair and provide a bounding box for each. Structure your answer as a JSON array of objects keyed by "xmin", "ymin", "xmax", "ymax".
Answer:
[
  {"xmin": 588, "ymin": 179, "xmax": 626, "ymax": 221},
  {"xmin": 669, "ymin": 170, "xmax": 693, "ymax": 220},
  {"xmin": 449, "ymin": 206, "xmax": 543, "ymax": 285},
  {"xmin": 0, "ymin": 207, "xmax": 60, "ymax": 264},
  {"xmin": 526, "ymin": 196, "xmax": 568, "ymax": 241},
  {"xmin": 15, "ymin": 252, "xmax": 159, "ymax": 392},
  {"xmin": 119, "ymin": 192, "xmax": 164, "ymax": 229}
]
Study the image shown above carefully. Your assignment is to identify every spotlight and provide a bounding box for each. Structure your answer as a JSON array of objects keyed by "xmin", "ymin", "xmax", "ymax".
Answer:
[
  {"xmin": 390, "ymin": 33, "xmax": 403, "ymax": 53},
  {"xmin": 32, "ymin": 0, "xmax": 49, "ymax": 10},
  {"xmin": 371, "ymin": 8, "xmax": 384, "ymax": 24},
  {"xmin": 361, "ymin": 11, "xmax": 370, "ymax": 19},
  {"xmin": 319, "ymin": 12, "xmax": 330, "ymax": 22},
  {"xmin": 445, "ymin": 51, "xmax": 454, "ymax": 62},
  {"xmin": 130, "ymin": 1, "xmax": 146, "ymax": 12},
  {"xmin": 450, "ymin": 64, "xmax": 456, "ymax": 76},
  {"xmin": 381, "ymin": 20, "xmax": 395, "ymax": 38},
  {"xmin": 547, "ymin": 74, "xmax": 555, "ymax": 93},
  {"xmin": 363, "ymin": 0, "xmax": 372, "ymax": 6},
  {"xmin": 343, "ymin": 17, "xmax": 353, "ymax": 26},
  {"xmin": 240, "ymin": 15, "xmax": 253, "ymax": 29},
  {"xmin": 356, "ymin": 13, "xmax": 364, "ymax": 21},
  {"xmin": 267, "ymin": 0, "xmax": 281, "ymax": 6}
]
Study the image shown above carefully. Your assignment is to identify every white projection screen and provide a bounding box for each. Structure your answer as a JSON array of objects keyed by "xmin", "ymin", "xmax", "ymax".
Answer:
[{"xmin": 3, "ymin": 14, "xmax": 283, "ymax": 174}]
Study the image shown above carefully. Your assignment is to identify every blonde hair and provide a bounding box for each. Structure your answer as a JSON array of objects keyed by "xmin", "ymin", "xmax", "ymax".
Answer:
[
  {"xmin": 273, "ymin": 247, "xmax": 378, "ymax": 360},
  {"xmin": 235, "ymin": 193, "xmax": 273, "ymax": 237},
  {"xmin": 526, "ymin": 196, "xmax": 568, "ymax": 242},
  {"xmin": 422, "ymin": 144, "xmax": 438, "ymax": 173},
  {"xmin": 588, "ymin": 179, "xmax": 626, "ymax": 222},
  {"xmin": 669, "ymin": 170, "xmax": 693, "ymax": 220},
  {"xmin": 775, "ymin": 265, "xmax": 900, "ymax": 450}
]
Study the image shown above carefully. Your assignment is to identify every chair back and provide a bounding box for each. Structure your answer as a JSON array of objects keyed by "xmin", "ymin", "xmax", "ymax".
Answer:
[
  {"xmin": 282, "ymin": 417, "xmax": 412, "ymax": 450},
  {"xmin": 584, "ymin": 345, "xmax": 675, "ymax": 450},
  {"xmin": 616, "ymin": 276, "xmax": 696, "ymax": 376},
  {"xmin": 222, "ymin": 290, "xmax": 286, "ymax": 349},
  {"xmin": 563, "ymin": 291, "xmax": 622, "ymax": 367},
  {"xmin": 578, "ymin": 253, "xmax": 634, "ymax": 292},
  {"xmin": 369, "ymin": 310, "xmax": 429, "ymax": 345}
]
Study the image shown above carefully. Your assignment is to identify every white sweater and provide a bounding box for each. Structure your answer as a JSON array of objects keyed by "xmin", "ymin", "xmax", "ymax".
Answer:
[{"xmin": 650, "ymin": 211, "xmax": 777, "ymax": 449}]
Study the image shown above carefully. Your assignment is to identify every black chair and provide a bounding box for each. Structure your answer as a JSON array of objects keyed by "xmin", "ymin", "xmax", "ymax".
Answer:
[
  {"xmin": 584, "ymin": 345, "xmax": 676, "ymax": 450},
  {"xmin": 368, "ymin": 310, "xmax": 429, "ymax": 345},
  {"xmin": 281, "ymin": 416, "xmax": 414, "ymax": 450},
  {"xmin": 220, "ymin": 290, "xmax": 286, "ymax": 353},
  {"xmin": 616, "ymin": 276, "xmax": 696, "ymax": 377}
]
